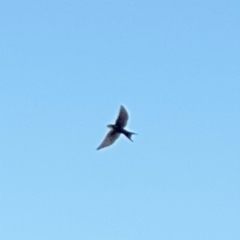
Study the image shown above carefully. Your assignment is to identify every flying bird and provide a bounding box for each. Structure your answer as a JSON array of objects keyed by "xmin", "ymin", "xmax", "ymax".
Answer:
[{"xmin": 97, "ymin": 105, "xmax": 137, "ymax": 150}]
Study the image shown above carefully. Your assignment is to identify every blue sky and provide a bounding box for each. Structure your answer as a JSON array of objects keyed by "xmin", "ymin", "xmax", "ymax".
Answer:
[{"xmin": 0, "ymin": 0, "xmax": 239, "ymax": 239}]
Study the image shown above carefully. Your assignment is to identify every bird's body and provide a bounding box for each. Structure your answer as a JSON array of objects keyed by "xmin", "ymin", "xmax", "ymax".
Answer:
[{"xmin": 97, "ymin": 105, "xmax": 136, "ymax": 150}]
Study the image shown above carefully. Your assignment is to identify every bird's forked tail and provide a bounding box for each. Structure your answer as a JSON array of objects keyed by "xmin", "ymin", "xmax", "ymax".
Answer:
[{"xmin": 124, "ymin": 131, "xmax": 137, "ymax": 142}]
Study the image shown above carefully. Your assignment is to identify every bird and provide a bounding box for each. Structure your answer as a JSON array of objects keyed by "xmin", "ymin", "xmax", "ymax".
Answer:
[{"xmin": 97, "ymin": 105, "xmax": 137, "ymax": 150}]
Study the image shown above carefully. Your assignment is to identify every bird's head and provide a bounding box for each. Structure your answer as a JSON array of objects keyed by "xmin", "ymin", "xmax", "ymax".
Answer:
[{"xmin": 107, "ymin": 124, "xmax": 114, "ymax": 129}]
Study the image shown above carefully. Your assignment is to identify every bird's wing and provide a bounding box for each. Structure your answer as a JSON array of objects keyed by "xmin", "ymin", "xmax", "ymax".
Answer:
[
  {"xmin": 115, "ymin": 105, "xmax": 129, "ymax": 128},
  {"xmin": 97, "ymin": 130, "xmax": 120, "ymax": 150}
]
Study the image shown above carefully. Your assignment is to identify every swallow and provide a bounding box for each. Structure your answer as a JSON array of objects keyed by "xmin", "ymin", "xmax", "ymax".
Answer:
[{"xmin": 97, "ymin": 105, "xmax": 137, "ymax": 150}]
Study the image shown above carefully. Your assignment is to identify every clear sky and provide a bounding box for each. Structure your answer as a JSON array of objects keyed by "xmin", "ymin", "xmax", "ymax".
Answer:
[{"xmin": 0, "ymin": 0, "xmax": 239, "ymax": 239}]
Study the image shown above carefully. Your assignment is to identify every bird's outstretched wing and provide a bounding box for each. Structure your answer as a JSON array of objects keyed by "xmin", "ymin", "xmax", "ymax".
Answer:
[
  {"xmin": 97, "ymin": 130, "xmax": 120, "ymax": 150},
  {"xmin": 115, "ymin": 105, "xmax": 129, "ymax": 128}
]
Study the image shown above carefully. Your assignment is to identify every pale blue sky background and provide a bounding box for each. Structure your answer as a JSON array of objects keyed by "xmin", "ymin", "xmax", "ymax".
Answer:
[{"xmin": 0, "ymin": 0, "xmax": 239, "ymax": 239}]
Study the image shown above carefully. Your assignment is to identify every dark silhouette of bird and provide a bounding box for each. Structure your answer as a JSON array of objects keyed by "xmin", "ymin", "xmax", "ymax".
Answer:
[{"xmin": 97, "ymin": 105, "xmax": 137, "ymax": 150}]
